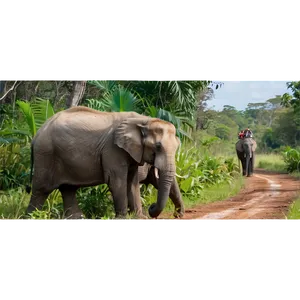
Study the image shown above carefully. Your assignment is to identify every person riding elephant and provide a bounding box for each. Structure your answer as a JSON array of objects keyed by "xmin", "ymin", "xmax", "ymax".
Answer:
[
  {"xmin": 26, "ymin": 106, "xmax": 181, "ymax": 219},
  {"xmin": 236, "ymin": 128, "xmax": 257, "ymax": 177},
  {"xmin": 138, "ymin": 163, "xmax": 184, "ymax": 218}
]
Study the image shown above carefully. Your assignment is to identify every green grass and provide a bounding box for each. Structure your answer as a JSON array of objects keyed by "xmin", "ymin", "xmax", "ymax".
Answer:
[
  {"xmin": 0, "ymin": 188, "xmax": 65, "ymax": 219},
  {"xmin": 255, "ymin": 153, "xmax": 286, "ymax": 172},
  {"xmin": 183, "ymin": 175, "xmax": 244, "ymax": 207},
  {"xmin": 0, "ymin": 188, "xmax": 30, "ymax": 219},
  {"xmin": 291, "ymin": 171, "xmax": 300, "ymax": 179},
  {"xmin": 287, "ymin": 197, "xmax": 300, "ymax": 219},
  {"xmin": 0, "ymin": 173, "xmax": 245, "ymax": 219},
  {"xmin": 286, "ymin": 172, "xmax": 300, "ymax": 219},
  {"xmin": 142, "ymin": 174, "xmax": 244, "ymax": 215}
]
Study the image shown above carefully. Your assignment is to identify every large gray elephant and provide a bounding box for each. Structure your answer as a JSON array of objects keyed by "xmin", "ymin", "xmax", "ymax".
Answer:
[
  {"xmin": 236, "ymin": 133, "xmax": 257, "ymax": 177},
  {"xmin": 26, "ymin": 106, "xmax": 180, "ymax": 219},
  {"xmin": 138, "ymin": 163, "xmax": 184, "ymax": 218}
]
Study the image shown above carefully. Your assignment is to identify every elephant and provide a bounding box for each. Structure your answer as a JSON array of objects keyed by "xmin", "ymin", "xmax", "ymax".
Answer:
[
  {"xmin": 236, "ymin": 134, "xmax": 257, "ymax": 177},
  {"xmin": 26, "ymin": 106, "xmax": 180, "ymax": 219},
  {"xmin": 138, "ymin": 163, "xmax": 184, "ymax": 218}
]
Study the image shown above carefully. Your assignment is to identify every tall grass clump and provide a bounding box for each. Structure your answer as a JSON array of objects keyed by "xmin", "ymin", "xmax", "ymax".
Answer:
[
  {"xmin": 287, "ymin": 197, "xmax": 300, "ymax": 219},
  {"xmin": 282, "ymin": 147, "xmax": 300, "ymax": 173},
  {"xmin": 0, "ymin": 188, "xmax": 29, "ymax": 219},
  {"xmin": 255, "ymin": 153, "xmax": 286, "ymax": 172},
  {"xmin": 77, "ymin": 185, "xmax": 114, "ymax": 219}
]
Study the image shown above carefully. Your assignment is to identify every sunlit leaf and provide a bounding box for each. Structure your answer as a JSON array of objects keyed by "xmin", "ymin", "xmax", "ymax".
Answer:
[{"xmin": 16, "ymin": 100, "xmax": 36, "ymax": 137}]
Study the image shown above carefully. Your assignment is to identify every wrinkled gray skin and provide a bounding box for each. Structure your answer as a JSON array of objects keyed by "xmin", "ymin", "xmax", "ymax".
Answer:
[
  {"xmin": 26, "ymin": 106, "xmax": 180, "ymax": 219},
  {"xmin": 138, "ymin": 163, "xmax": 184, "ymax": 218},
  {"xmin": 236, "ymin": 137, "xmax": 257, "ymax": 177}
]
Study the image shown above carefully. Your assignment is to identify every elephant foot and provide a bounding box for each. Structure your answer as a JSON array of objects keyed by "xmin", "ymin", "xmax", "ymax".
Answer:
[
  {"xmin": 173, "ymin": 211, "xmax": 184, "ymax": 219},
  {"xmin": 127, "ymin": 208, "xmax": 148, "ymax": 219},
  {"xmin": 137, "ymin": 213, "xmax": 148, "ymax": 219},
  {"xmin": 247, "ymin": 174, "xmax": 253, "ymax": 177},
  {"xmin": 128, "ymin": 212, "xmax": 149, "ymax": 219},
  {"xmin": 114, "ymin": 213, "xmax": 149, "ymax": 224},
  {"xmin": 65, "ymin": 212, "xmax": 85, "ymax": 219},
  {"xmin": 21, "ymin": 213, "xmax": 31, "ymax": 219}
]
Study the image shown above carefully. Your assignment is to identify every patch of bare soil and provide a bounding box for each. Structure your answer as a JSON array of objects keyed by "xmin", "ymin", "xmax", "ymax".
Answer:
[{"xmin": 168, "ymin": 170, "xmax": 300, "ymax": 219}]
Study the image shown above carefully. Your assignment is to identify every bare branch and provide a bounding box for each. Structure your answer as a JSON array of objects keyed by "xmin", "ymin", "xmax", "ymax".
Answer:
[
  {"xmin": 34, "ymin": 81, "xmax": 40, "ymax": 93},
  {"xmin": 0, "ymin": 81, "xmax": 20, "ymax": 102}
]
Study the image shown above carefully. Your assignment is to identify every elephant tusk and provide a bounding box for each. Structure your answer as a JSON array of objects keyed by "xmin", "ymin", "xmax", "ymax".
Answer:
[{"xmin": 154, "ymin": 167, "xmax": 159, "ymax": 179}]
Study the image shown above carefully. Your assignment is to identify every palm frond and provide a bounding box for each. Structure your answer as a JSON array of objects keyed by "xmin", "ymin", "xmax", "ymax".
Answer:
[
  {"xmin": 0, "ymin": 128, "xmax": 31, "ymax": 137},
  {"xmin": 85, "ymin": 98, "xmax": 112, "ymax": 112},
  {"xmin": 156, "ymin": 108, "xmax": 181, "ymax": 128},
  {"xmin": 145, "ymin": 105, "xmax": 158, "ymax": 118},
  {"xmin": 31, "ymin": 98, "xmax": 55, "ymax": 131},
  {"xmin": 88, "ymin": 81, "xmax": 117, "ymax": 96},
  {"xmin": 107, "ymin": 87, "xmax": 137, "ymax": 112},
  {"xmin": 16, "ymin": 100, "xmax": 36, "ymax": 137},
  {"xmin": 0, "ymin": 136, "xmax": 24, "ymax": 144},
  {"xmin": 177, "ymin": 128, "xmax": 193, "ymax": 140},
  {"xmin": 166, "ymin": 81, "xmax": 195, "ymax": 106}
]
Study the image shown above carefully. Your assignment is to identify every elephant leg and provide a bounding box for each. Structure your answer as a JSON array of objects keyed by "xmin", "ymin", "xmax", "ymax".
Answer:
[
  {"xmin": 108, "ymin": 174, "xmax": 128, "ymax": 219},
  {"xmin": 250, "ymin": 154, "xmax": 255, "ymax": 175},
  {"xmin": 59, "ymin": 185, "xmax": 83, "ymax": 219},
  {"xmin": 245, "ymin": 156, "xmax": 251, "ymax": 177},
  {"xmin": 239, "ymin": 157, "xmax": 246, "ymax": 176},
  {"xmin": 237, "ymin": 151, "xmax": 246, "ymax": 176},
  {"xmin": 27, "ymin": 189, "xmax": 50, "ymax": 214},
  {"xmin": 248, "ymin": 158, "xmax": 254, "ymax": 176},
  {"xmin": 242, "ymin": 161, "xmax": 247, "ymax": 176},
  {"xmin": 128, "ymin": 165, "xmax": 147, "ymax": 219}
]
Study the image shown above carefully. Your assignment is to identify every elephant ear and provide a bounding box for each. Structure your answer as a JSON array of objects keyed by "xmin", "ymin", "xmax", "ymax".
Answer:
[
  {"xmin": 251, "ymin": 139, "xmax": 257, "ymax": 152},
  {"xmin": 114, "ymin": 118, "xmax": 149, "ymax": 164},
  {"xmin": 236, "ymin": 139, "xmax": 243, "ymax": 152}
]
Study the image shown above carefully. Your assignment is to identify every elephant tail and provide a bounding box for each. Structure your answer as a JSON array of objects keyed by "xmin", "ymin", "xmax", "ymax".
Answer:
[{"xmin": 26, "ymin": 142, "xmax": 34, "ymax": 194}]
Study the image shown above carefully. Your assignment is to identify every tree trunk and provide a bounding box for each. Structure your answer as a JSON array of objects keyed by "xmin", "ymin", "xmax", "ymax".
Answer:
[{"xmin": 65, "ymin": 81, "xmax": 87, "ymax": 108}]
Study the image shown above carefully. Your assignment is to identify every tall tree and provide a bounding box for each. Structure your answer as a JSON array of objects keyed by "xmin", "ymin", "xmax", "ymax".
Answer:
[
  {"xmin": 281, "ymin": 81, "xmax": 300, "ymax": 126},
  {"xmin": 65, "ymin": 81, "xmax": 87, "ymax": 108},
  {"xmin": 196, "ymin": 87, "xmax": 215, "ymax": 130}
]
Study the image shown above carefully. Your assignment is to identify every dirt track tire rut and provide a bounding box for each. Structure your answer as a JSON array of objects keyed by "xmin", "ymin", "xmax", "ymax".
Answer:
[{"xmin": 178, "ymin": 170, "xmax": 300, "ymax": 220}]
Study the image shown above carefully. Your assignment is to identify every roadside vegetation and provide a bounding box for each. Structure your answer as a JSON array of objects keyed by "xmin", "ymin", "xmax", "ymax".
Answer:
[{"xmin": 1, "ymin": 80, "xmax": 300, "ymax": 219}]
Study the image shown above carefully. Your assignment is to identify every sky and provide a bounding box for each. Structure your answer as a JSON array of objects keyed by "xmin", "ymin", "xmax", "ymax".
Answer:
[{"xmin": 209, "ymin": 81, "xmax": 290, "ymax": 111}]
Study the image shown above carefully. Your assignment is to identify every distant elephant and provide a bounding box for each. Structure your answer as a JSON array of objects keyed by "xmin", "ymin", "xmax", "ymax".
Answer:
[
  {"xmin": 26, "ymin": 106, "xmax": 180, "ymax": 219},
  {"xmin": 138, "ymin": 163, "xmax": 184, "ymax": 218},
  {"xmin": 236, "ymin": 135, "xmax": 257, "ymax": 177}
]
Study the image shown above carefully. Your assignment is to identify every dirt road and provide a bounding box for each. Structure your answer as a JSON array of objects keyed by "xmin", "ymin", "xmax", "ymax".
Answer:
[{"xmin": 180, "ymin": 170, "xmax": 300, "ymax": 219}]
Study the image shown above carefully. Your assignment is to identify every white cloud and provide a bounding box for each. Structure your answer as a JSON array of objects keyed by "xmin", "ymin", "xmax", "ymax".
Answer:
[
  {"xmin": 210, "ymin": 81, "xmax": 289, "ymax": 111},
  {"xmin": 216, "ymin": 72, "xmax": 293, "ymax": 81}
]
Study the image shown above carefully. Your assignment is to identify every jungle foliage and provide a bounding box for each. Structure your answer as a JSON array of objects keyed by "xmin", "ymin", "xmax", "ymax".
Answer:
[{"xmin": 0, "ymin": 80, "xmax": 299, "ymax": 219}]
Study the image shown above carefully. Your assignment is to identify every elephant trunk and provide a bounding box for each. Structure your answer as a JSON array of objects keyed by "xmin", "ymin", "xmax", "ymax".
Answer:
[
  {"xmin": 148, "ymin": 169, "xmax": 175, "ymax": 218},
  {"xmin": 244, "ymin": 141, "xmax": 252, "ymax": 177},
  {"xmin": 245, "ymin": 155, "xmax": 250, "ymax": 177}
]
